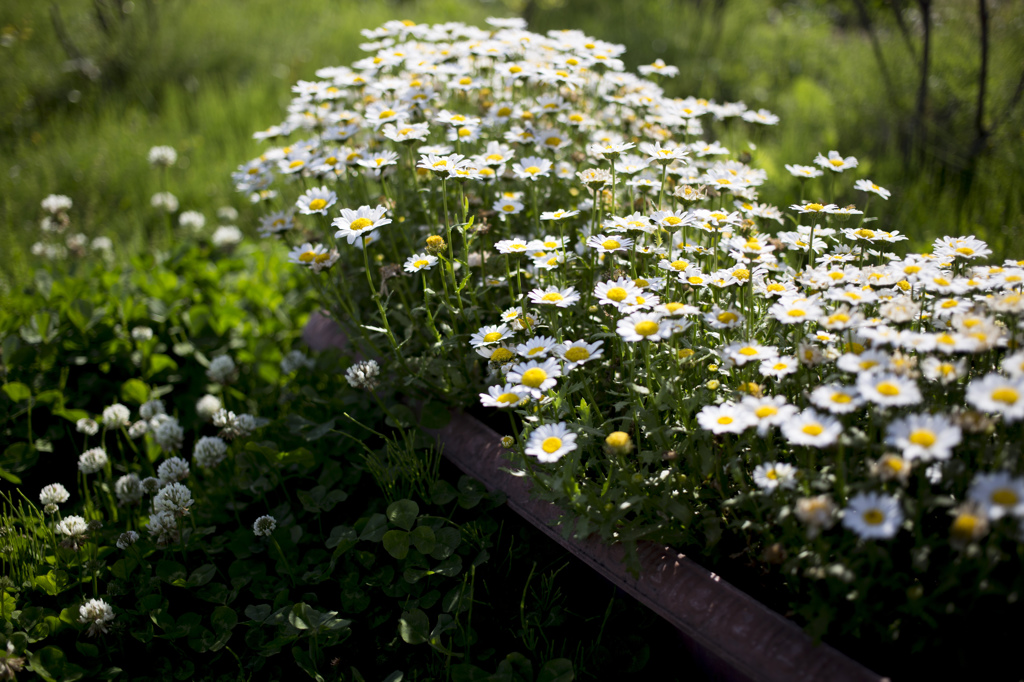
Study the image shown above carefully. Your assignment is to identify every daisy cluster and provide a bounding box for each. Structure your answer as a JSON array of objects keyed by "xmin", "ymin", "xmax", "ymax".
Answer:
[{"xmin": 241, "ymin": 17, "xmax": 1024, "ymax": 576}]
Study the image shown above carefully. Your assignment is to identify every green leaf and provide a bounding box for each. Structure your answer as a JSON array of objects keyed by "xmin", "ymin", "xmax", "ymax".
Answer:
[
  {"xmin": 537, "ymin": 659, "xmax": 574, "ymax": 682},
  {"xmin": 442, "ymin": 584, "xmax": 473, "ymax": 614},
  {"xmin": 457, "ymin": 476, "xmax": 486, "ymax": 509},
  {"xmin": 434, "ymin": 555, "xmax": 463, "ymax": 578},
  {"xmin": 399, "ymin": 609, "xmax": 429, "ymax": 645},
  {"xmin": 187, "ymin": 564, "xmax": 217, "ymax": 588},
  {"xmin": 430, "ymin": 527, "xmax": 461, "ymax": 561},
  {"xmin": 359, "ymin": 514, "xmax": 388, "ymax": 542},
  {"xmin": 120, "ymin": 379, "xmax": 150, "ymax": 405},
  {"xmin": 381, "ymin": 673, "xmax": 403, "ymax": 682},
  {"xmin": 386, "ymin": 499, "xmax": 419, "ymax": 531},
  {"xmin": 292, "ymin": 646, "xmax": 325, "ymax": 682},
  {"xmin": 382, "ymin": 530, "xmax": 410, "ymax": 560},
  {"xmin": 210, "ymin": 606, "xmax": 238, "ymax": 633},
  {"xmin": 409, "ymin": 526, "xmax": 436, "ymax": 555},
  {"xmin": 430, "ymin": 480, "xmax": 458, "ymax": 506},
  {"xmin": 244, "ymin": 604, "xmax": 272, "ymax": 623},
  {"xmin": 146, "ymin": 353, "xmax": 178, "ymax": 378},
  {"xmin": 156, "ymin": 560, "xmax": 188, "ymax": 586},
  {"xmin": 2, "ymin": 382, "xmax": 31, "ymax": 402},
  {"xmin": 418, "ymin": 402, "xmax": 451, "ymax": 429},
  {"xmin": 451, "ymin": 664, "xmax": 491, "ymax": 682},
  {"xmin": 75, "ymin": 641, "xmax": 100, "ymax": 657},
  {"xmin": 326, "ymin": 526, "xmax": 357, "ymax": 552}
]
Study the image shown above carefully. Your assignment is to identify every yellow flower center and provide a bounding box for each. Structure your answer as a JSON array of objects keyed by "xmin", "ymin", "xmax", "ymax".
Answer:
[
  {"xmin": 956, "ymin": 247, "xmax": 975, "ymax": 256},
  {"xmin": 933, "ymin": 277, "xmax": 951, "ymax": 286},
  {"xmin": 992, "ymin": 489, "xmax": 1018, "ymax": 506},
  {"xmin": 483, "ymin": 332, "xmax": 503, "ymax": 343},
  {"xmin": 717, "ymin": 416, "xmax": 734, "ymax": 425},
  {"xmin": 688, "ymin": 276, "xmax": 705, "ymax": 285},
  {"xmin": 909, "ymin": 429, "xmax": 936, "ymax": 447},
  {"xmin": 755, "ymin": 406, "xmax": 778, "ymax": 418},
  {"xmin": 527, "ymin": 346, "xmax": 547, "ymax": 356},
  {"xmin": 379, "ymin": 109, "xmax": 396, "ymax": 119},
  {"xmin": 991, "ymin": 387, "xmax": 1019, "ymax": 404},
  {"xmin": 497, "ymin": 392, "xmax": 520, "ymax": 404},
  {"xmin": 606, "ymin": 431, "xmax": 630, "ymax": 447},
  {"xmin": 855, "ymin": 229, "xmax": 875, "ymax": 239},
  {"xmin": 941, "ymin": 300, "xmax": 958, "ymax": 309},
  {"xmin": 502, "ymin": 204, "xmax": 517, "ymax": 212},
  {"xmin": 787, "ymin": 309, "xmax": 806, "ymax": 318},
  {"xmin": 288, "ymin": 160, "xmax": 305, "ymax": 169},
  {"xmin": 542, "ymin": 437, "xmax": 563, "ymax": 454},
  {"xmin": 738, "ymin": 347, "xmax": 758, "ymax": 356},
  {"xmin": 664, "ymin": 216, "xmax": 683, "ymax": 225},
  {"xmin": 524, "ymin": 166, "xmax": 541, "ymax": 175},
  {"xmin": 601, "ymin": 239, "xmax": 621, "ymax": 250},
  {"xmin": 805, "ymin": 203, "xmax": 824, "ymax": 211},
  {"xmin": 564, "ymin": 347, "xmax": 591, "ymax": 362},
  {"xmin": 717, "ymin": 312, "xmax": 737, "ymax": 323},
  {"xmin": 733, "ymin": 269, "xmax": 750, "ymax": 281},
  {"xmin": 299, "ymin": 251, "xmax": 316, "ymax": 263},
  {"xmin": 862, "ymin": 509, "xmax": 885, "ymax": 525},
  {"xmin": 521, "ymin": 368, "xmax": 548, "ymax": 388},
  {"xmin": 765, "ymin": 469, "xmax": 778, "ymax": 480},
  {"xmin": 773, "ymin": 362, "xmax": 788, "ymax": 371},
  {"xmin": 859, "ymin": 360, "xmax": 879, "ymax": 370},
  {"xmin": 545, "ymin": 136, "xmax": 562, "ymax": 147},
  {"xmin": 349, "ymin": 217, "xmax": 373, "ymax": 231},
  {"xmin": 508, "ymin": 66, "xmax": 522, "ymax": 74},
  {"xmin": 541, "ymin": 292, "xmax": 564, "ymax": 302},
  {"xmin": 635, "ymin": 321, "xmax": 660, "ymax": 337},
  {"xmin": 307, "ymin": 199, "xmax": 327, "ymax": 211},
  {"xmin": 458, "ymin": 127, "xmax": 473, "ymax": 137},
  {"xmin": 829, "ymin": 158, "xmax": 845, "ymax": 167},
  {"xmin": 802, "ymin": 423, "xmax": 824, "ymax": 436},
  {"xmin": 829, "ymin": 313, "xmax": 850, "ymax": 325},
  {"xmin": 490, "ymin": 348, "xmax": 514, "ymax": 363},
  {"xmin": 876, "ymin": 382, "xmax": 900, "ymax": 396},
  {"xmin": 831, "ymin": 393, "xmax": 852, "ymax": 404}
]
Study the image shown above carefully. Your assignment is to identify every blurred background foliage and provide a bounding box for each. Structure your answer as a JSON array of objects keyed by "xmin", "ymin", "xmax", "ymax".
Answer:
[{"xmin": 1, "ymin": 0, "xmax": 1022, "ymax": 292}]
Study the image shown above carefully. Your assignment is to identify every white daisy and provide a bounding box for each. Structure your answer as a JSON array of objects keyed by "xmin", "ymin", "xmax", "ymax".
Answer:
[
  {"xmin": 781, "ymin": 409, "xmax": 842, "ymax": 448},
  {"xmin": 885, "ymin": 413, "xmax": 961, "ymax": 462},
  {"xmin": 528, "ymin": 286, "xmax": 580, "ymax": 308},
  {"xmin": 752, "ymin": 462, "xmax": 798, "ymax": 493},
  {"xmin": 968, "ymin": 472, "xmax": 1024, "ymax": 520},
  {"xmin": 296, "ymin": 186, "xmax": 337, "ymax": 215},
  {"xmin": 479, "ymin": 384, "xmax": 530, "ymax": 409},
  {"xmin": 506, "ymin": 358, "xmax": 562, "ymax": 399},
  {"xmin": 524, "ymin": 422, "xmax": 577, "ymax": 463},
  {"xmin": 332, "ymin": 205, "xmax": 392, "ymax": 244},
  {"xmin": 842, "ymin": 492, "xmax": 903, "ymax": 539}
]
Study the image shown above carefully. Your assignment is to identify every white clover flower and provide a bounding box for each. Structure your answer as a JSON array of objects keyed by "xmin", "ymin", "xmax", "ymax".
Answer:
[
  {"xmin": 345, "ymin": 360, "xmax": 381, "ymax": 390},
  {"xmin": 193, "ymin": 436, "xmax": 228, "ymax": 468},
  {"xmin": 78, "ymin": 598, "xmax": 115, "ymax": 637},
  {"xmin": 141, "ymin": 477, "xmax": 161, "ymax": 495},
  {"xmin": 139, "ymin": 399, "xmax": 165, "ymax": 420},
  {"xmin": 207, "ymin": 355, "xmax": 237, "ymax": 384},
  {"xmin": 150, "ymin": 191, "xmax": 179, "ymax": 212},
  {"xmin": 102, "ymin": 403, "xmax": 131, "ymax": 429},
  {"xmin": 41, "ymin": 194, "xmax": 73, "ymax": 214},
  {"xmin": 196, "ymin": 394, "xmax": 222, "ymax": 420},
  {"xmin": 153, "ymin": 417, "xmax": 184, "ymax": 452},
  {"xmin": 40, "ymin": 483, "xmax": 70, "ymax": 506},
  {"xmin": 146, "ymin": 510, "xmax": 179, "ymax": 545},
  {"xmin": 56, "ymin": 515, "xmax": 89, "ymax": 538},
  {"xmin": 213, "ymin": 410, "xmax": 259, "ymax": 440},
  {"xmin": 524, "ymin": 422, "xmax": 577, "ymax": 463},
  {"xmin": 115, "ymin": 473, "xmax": 143, "ymax": 506},
  {"xmin": 78, "ymin": 447, "xmax": 109, "ymax": 474},
  {"xmin": 179, "ymin": 210, "xmax": 206, "ymax": 232},
  {"xmin": 157, "ymin": 457, "xmax": 189, "ymax": 486},
  {"xmin": 153, "ymin": 482, "xmax": 193, "ymax": 516},
  {"xmin": 116, "ymin": 530, "xmax": 139, "ymax": 550},
  {"xmin": 253, "ymin": 515, "xmax": 277, "ymax": 537},
  {"xmin": 128, "ymin": 420, "xmax": 149, "ymax": 439},
  {"xmin": 281, "ymin": 350, "xmax": 315, "ymax": 374},
  {"xmin": 211, "ymin": 225, "xmax": 243, "ymax": 247},
  {"xmin": 76, "ymin": 417, "xmax": 99, "ymax": 435},
  {"xmin": 148, "ymin": 145, "xmax": 178, "ymax": 167}
]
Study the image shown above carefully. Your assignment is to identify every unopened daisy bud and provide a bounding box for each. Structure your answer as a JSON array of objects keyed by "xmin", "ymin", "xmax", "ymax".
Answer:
[
  {"xmin": 500, "ymin": 435, "xmax": 515, "ymax": 448},
  {"xmin": 253, "ymin": 515, "xmax": 277, "ymax": 537},
  {"xmin": 116, "ymin": 530, "xmax": 139, "ymax": 550},
  {"xmin": 425, "ymin": 234, "xmax": 446, "ymax": 254},
  {"xmin": 706, "ymin": 380, "xmax": 720, "ymax": 390},
  {"xmin": 738, "ymin": 382, "xmax": 762, "ymax": 397},
  {"xmin": 678, "ymin": 348, "xmax": 695, "ymax": 359},
  {"xmin": 604, "ymin": 431, "xmax": 633, "ymax": 456},
  {"xmin": 708, "ymin": 364, "xmax": 718, "ymax": 372}
]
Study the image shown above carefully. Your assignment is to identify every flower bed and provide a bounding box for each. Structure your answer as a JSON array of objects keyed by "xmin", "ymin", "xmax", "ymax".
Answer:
[{"xmin": 240, "ymin": 15, "xmax": 1024, "ymax": 676}]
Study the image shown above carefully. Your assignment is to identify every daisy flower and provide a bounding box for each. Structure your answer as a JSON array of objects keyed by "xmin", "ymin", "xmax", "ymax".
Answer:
[
  {"xmin": 809, "ymin": 384, "xmax": 864, "ymax": 414},
  {"xmin": 333, "ymin": 205, "xmax": 392, "ymax": 244},
  {"xmin": 857, "ymin": 372, "xmax": 922, "ymax": 407},
  {"xmin": 769, "ymin": 297, "xmax": 824, "ymax": 324},
  {"xmin": 506, "ymin": 358, "xmax": 562, "ymax": 399},
  {"xmin": 724, "ymin": 342, "xmax": 778, "ymax": 367},
  {"xmin": 697, "ymin": 402, "xmax": 756, "ymax": 435},
  {"xmin": 885, "ymin": 413, "xmax": 961, "ymax": 462},
  {"xmin": 528, "ymin": 285, "xmax": 580, "ymax": 307},
  {"xmin": 781, "ymin": 409, "xmax": 842, "ymax": 448},
  {"xmin": 469, "ymin": 324, "xmax": 511, "ymax": 348},
  {"xmin": 752, "ymin": 462, "xmax": 798, "ymax": 492},
  {"xmin": 586, "ymin": 234, "xmax": 633, "ymax": 253},
  {"xmin": 741, "ymin": 395, "xmax": 798, "ymax": 436},
  {"xmin": 512, "ymin": 156, "xmax": 553, "ymax": 180},
  {"xmin": 965, "ymin": 373, "xmax": 1024, "ymax": 421},
  {"xmin": 842, "ymin": 492, "xmax": 903, "ymax": 540},
  {"xmin": 594, "ymin": 278, "xmax": 642, "ymax": 307},
  {"xmin": 540, "ymin": 209, "xmax": 580, "ymax": 221},
  {"xmin": 404, "ymin": 253, "xmax": 438, "ymax": 273},
  {"xmin": 932, "ymin": 235, "xmax": 992, "ymax": 261},
  {"xmin": 296, "ymin": 186, "xmax": 337, "ymax": 215},
  {"xmin": 493, "ymin": 198, "xmax": 525, "ymax": 218},
  {"xmin": 967, "ymin": 472, "xmax": 1024, "ymax": 520},
  {"xmin": 555, "ymin": 340, "xmax": 604, "ymax": 369},
  {"xmin": 480, "ymin": 384, "xmax": 529, "ymax": 409},
  {"xmin": 616, "ymin": 312, "xmax": 673, "ymax": 342},
  {"xmin": 704, "ymin": 306, "xmax": 744, "ymax": 330},
  {"xmin": 759, "ymin": 355, "xmax": 799, "ymax": 380},
  {"xmin": 495, "ymin": 238, "xmax": 530, "ymax": 254},
  {"xmin": 854, "ymin": 179, "xmax": 891, "ymax": 199},
  {"xmin": 524, "ymin": 422, "xmax": 577, "ymax": 463},
  {"xmin": 785, "ymin": 164, "xmax": 824, "ymax": 179},
  {"xmin": 515, "ymin": 336, "xmax": 559, "ymax": 359},
  {"xmin": 814, "ymin": 150, "xmax": 858, "ymax": 172},
  {"xmin": 921, "ymin": 356, "xmax": 967, "ymax": 384},
  {"xmin": 790, "ymin": 202, "xmax": 838, "ymax": 214}
]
